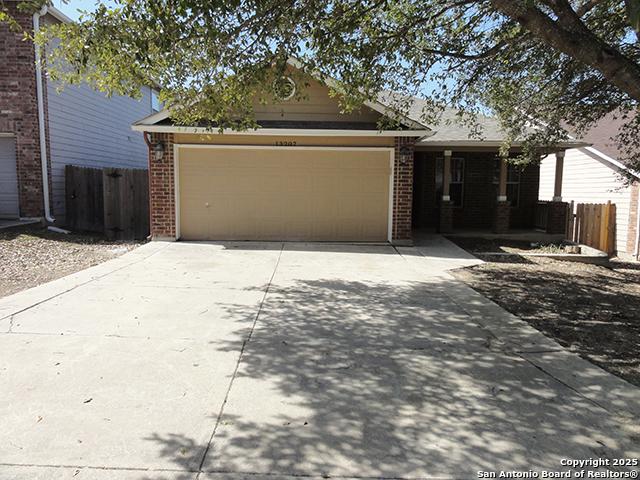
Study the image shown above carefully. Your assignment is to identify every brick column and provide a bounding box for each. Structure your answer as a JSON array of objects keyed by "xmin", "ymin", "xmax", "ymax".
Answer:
[
  {"xmin": 546, "ymin": 201, "xmax": 568, "ymax": 235},
  {"xmin": 493, "ymin": 201, "xmax": 511, "ymax": 233},
  {"xmin": 439, "ymin": 201, "xmax": 454, "ymax": 233},
  {"xmin": 392, "ymin": 137, "xmax": 416, "ymax": 243},
  {"xmin": 148, "ymin": 132, "xmax": 176, "ymax": 240}
]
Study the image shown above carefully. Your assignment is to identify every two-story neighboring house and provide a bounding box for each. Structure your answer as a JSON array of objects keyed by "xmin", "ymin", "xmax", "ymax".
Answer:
[
  {"xmin": 0, "ymin": 1, "xmax": 157, "ymax": 223},
  {"xmin": 539, "ymin": 115, "xmax": 640, "ymax": 260}
]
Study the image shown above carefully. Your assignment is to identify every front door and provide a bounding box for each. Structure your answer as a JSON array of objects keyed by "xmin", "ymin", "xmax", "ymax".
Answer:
[
  {"xmin": 0, "ymin": 137, "xmax": 19, "ymax": 219},
  {"xmin": 412, "ymin": 152, "xmax": 438, "ymax": 229}
]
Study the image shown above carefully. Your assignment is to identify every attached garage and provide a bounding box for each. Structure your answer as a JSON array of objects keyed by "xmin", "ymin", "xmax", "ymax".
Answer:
[
  {"xmin": 132, "ymin": 66, "xmax": 431, "ymax": 243},
  {"xmin": 176, "ymin": 145, "xmax": 393, "ymax": 242},
  {"xmin": 0, "ymin": 137, "xmax": 19, "ymax": 219}
]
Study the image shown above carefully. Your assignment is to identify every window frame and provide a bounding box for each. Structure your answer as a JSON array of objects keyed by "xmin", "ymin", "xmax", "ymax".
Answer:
[
  {"xmin": 449, "ymin": 156, "xmax": 465, "ymax": 208},
  {"xmin": 493, "ymin": 159, "xmax": 521, "ymax": 207},
  {"xmin": 151, "ymin": 89, "xmax": 161, "ymax": 112}
]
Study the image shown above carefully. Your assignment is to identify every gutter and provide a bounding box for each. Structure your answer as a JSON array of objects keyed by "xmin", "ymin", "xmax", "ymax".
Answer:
[
  {"xmin": 33, "ymin": 6, "xmax": 55, "ymax": 223},
  {"xmin": 635, "ymin": 183, "xmax": 640, "ymax": 259}
]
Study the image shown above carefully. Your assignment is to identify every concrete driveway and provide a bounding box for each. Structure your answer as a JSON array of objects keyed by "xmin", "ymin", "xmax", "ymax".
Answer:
[{"xmin": 0, "ymin": 238, "xmax": 638, "ymax": 480}]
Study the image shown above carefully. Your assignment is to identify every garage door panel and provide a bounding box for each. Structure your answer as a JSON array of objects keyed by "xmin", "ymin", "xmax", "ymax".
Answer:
[{"xmin": 179, "ymin": 147, "xmax": 391, "ymax": 241}]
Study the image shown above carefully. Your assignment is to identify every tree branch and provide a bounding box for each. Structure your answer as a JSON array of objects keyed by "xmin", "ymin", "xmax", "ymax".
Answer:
[
  {"xmin": 490, "ymin": 0, "xmax": 640, "ymax": 101},
  {"xmin": 419, "ymin": 40, "xmax": 509, "ymax": 60},
  {"xmin": 576, "ymin": 0, "xmax": 605, "ymax": 16}
]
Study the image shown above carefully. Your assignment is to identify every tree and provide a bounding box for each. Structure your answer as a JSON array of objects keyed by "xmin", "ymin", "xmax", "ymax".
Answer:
[{"xmin": 5, "ymin": 0, "xmax": 640, "ymax": 174}]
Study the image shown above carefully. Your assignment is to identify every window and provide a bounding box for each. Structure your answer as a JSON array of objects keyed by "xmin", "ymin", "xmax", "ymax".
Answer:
[
  {"xmin": 449, "ymin": 157, "xmax": 465, "ymax": 207},
  {"xmin": 493, "ymin": 159, "xmax": 521, "ymax": 206},
  {"xmin": 435, "ymin": 156, "xmax": 465, "ymax": 207},
  {"xmin": 151, "ymin": 89, "xmax": 161, "ymax": 112}
]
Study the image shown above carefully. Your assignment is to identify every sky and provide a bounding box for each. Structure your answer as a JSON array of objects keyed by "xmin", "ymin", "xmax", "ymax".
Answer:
[{"xmin": 52, "ymin": 0, "xmax": 117, "ymax": 21}]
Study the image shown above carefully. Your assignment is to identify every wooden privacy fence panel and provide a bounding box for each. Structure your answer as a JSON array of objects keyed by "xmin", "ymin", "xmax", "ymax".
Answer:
[
  {"xmin": 570, "ymin": 201, "xmax": 616, "ymax": 255},
  {"xmin": 65, "ymin": 166, "xmax": 104, "ymax": 233},
  {"xmin": 65, "ymin": 165, "xmax": 149, "ymax": 240},
  {"xmin": 103, "ymin": 168, "xmax": 149, "ymax": 240}
]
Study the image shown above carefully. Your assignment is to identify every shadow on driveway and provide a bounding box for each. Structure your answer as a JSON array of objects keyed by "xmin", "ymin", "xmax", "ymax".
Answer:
[{"xmin": 145, "ymin": 275, "xmax": 639, "ymax": 478}]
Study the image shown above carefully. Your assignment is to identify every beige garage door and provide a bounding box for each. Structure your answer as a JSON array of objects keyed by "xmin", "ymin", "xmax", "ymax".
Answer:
[{"xmin": 178, "ymin": 147, "xmax": 391, "ymax": 241}]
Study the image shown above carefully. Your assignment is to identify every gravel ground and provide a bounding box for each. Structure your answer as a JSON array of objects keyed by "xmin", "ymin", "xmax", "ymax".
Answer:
[
  {"xmin": 449, "ymin": 237, "xmax": 640, "ymax": 387},
  {"xmin": 0, "ymin": 226, "xmax": 141, "ymax": 299}
]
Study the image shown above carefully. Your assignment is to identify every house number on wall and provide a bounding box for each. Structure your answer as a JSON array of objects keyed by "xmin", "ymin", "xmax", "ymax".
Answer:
[{"xmin": 275, "ymin": 141, "xmax": 297, "ymax": 146}]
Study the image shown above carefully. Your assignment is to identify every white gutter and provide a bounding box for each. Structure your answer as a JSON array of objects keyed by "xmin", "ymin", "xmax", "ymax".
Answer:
[
  {"xmin": 131, "ymin": 124, "xmax": 432, "ymax": 137},
  {"xmin": 33, "ymin": 6, "xmax": 54, "ymax": 223},
  {"xmin": 635, "ymin": 183, "xmax": 640, "ymax": 259}
]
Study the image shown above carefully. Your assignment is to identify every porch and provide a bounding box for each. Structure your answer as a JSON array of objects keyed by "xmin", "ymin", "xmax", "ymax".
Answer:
[{"xmin": 411, "ymin": 149, "xmax": 568, "ymax": 236}]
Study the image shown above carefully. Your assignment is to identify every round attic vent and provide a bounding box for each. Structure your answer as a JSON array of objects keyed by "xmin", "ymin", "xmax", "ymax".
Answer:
[{"xmin": 273, "ymin": 76, "xmax": 296, "ymax": 101}]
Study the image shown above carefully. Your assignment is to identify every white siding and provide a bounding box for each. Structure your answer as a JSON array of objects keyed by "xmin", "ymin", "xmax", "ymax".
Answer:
[
  {"xmin": 539, "ymin": 148, "xmax": 632, "ymax": 254},
  {"xmin": 46, "ymin": 80, "xmax": 153, "ymax": 220}
]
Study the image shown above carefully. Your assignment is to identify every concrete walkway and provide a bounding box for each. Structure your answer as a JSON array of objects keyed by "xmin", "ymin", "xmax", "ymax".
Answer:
[{"xmin": 0, "ymin": 238, "xmax": 638, "ymax": 480}]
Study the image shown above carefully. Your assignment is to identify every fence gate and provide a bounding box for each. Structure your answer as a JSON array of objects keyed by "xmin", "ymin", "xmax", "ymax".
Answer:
[
  {"xmin": 65, "ymin": 165, "xmax": 149, "ymax": 240},
  {"xmin": 569, "ymin": 201, "xmax": 616, "ymax": 255},
  {"xmin": 103, "ymin": 168, "xmax": 149, "ymax": 240},
  {"xmin": 65, "ymin": 166, "xmax": 104, "ymax": 232}
]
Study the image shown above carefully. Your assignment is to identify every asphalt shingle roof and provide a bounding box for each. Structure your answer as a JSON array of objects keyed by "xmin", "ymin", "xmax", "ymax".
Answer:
[{"xmin": 385, "ymin": 95, "xmax": 526, "ymax": 144}]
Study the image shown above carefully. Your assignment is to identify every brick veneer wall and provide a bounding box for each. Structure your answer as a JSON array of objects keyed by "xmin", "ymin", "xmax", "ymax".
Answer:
[
  {"xmin": 454, "ymin": 154, "xmax": 539, "ymax": 229},
  {"xmin": 546, "ymin": 201, "xmax": 569, "ymax": 235},
  {"xmin": 512, "ymin": 161, "xmax": 540, "ymax": 229},
  {"xmin": 627, "ymin": 181, "xmax": 639, "ymax": 258},
  {"xmin": 413, "ymin": 151, "xmax": 539, "ymax": 230},
  {"xmin": 392, "ymin": 137, "xmax": 416, "ymax": 241},
  {"xmin": 493, "ymin": 201, "xmax": 511, "ymax": 233},
  {"xmin": 439, "ymin": 201, "xmax": 454, "ymax": 233},
  {"xmin": 0, "ymin": 3, "xmax": 50, "ymax": 217},
  {"xmin": 148, "ymin": 132, "xmax": 176, "ymax": 239}
]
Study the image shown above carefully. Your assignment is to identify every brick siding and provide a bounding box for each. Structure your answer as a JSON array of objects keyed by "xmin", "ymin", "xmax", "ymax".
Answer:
[
  {"xmin": 627, "ymin": 181, "xmax": 639, "ymax": 258},
  {"xmin": 546, "ymin": 201, "xmax": 569, "ymax": 235},
  {"xmin": 392, "ymin": 137, "xmax": 416, "ymax": 241},
  {"xmin": 148, "ymin": 132, "xmax": 176, "ymax": 239},
  {"xmin": 439, "ymin": 201, "xmax": 454, "ymax": 233},
  {"xmin": 413, "ymin": 151, "xmax": 539, "ymax": 231},
  {"xmin": 493, "ymin": 201, "xmax": 511, "ymax": 233},
  {"xmin": 0, "ymin": 3, "xmax": 51, "ymax": 217}
]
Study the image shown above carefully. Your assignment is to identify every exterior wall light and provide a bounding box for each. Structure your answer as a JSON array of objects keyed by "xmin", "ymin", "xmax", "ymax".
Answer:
[
  {"xmin": 399, "ymin": 144, "xmax": 413, "ymax": 164},
  {"xmin": 153, "ymin": 141, "xmax": 165, "ymax": 161}
]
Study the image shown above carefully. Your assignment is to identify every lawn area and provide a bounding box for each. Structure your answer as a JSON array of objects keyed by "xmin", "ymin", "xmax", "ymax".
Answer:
[
  {"xmin": 449, "ymin": 237, "xmax": 640, "ymax": 387},
  {"xmin": 0, "ymin": 225, "xmax": 141, "ymax": 299}
]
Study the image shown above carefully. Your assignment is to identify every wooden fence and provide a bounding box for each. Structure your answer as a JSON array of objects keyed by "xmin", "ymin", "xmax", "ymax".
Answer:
[
  {"xmin": 65, "ymin": 165, "xmax": 149, "ymax": 240},
  {"xmin": 567, "ymin": 201, "xmax": 616, "ymax": 255}
]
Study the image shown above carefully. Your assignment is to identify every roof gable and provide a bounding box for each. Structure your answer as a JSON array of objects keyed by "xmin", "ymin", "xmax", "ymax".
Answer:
[{"xmin": 133, "ymin": 61, "xmax": 430, "ymax": 133}]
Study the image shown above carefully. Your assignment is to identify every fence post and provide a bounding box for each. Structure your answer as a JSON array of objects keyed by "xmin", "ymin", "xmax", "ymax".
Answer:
[
  {"xmin": 566, "ymin": 200, "xmax": 574, "ymax": 240},
  {"xmin": 607, "ymin": 202, "xmax": 616, "ymax": 255}
]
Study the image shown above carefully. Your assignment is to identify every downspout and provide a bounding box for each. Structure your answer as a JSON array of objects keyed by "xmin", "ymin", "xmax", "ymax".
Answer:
[
  {"xmin": 143, "ymin": 131, "xmax": 154, "ymax": 241},
  {"xmin": 33, "ymin": 6, "xmax": 55, "ymax": 223},
  {"xmin": 634, "ymin": 182, "xmax": 640, "ymax": 259}
]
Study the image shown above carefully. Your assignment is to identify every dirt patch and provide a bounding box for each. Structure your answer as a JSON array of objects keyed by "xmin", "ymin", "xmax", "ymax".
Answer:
[
  {"xmin": 449, "ymin": 236, "xmax": 571, "ymax": 254},
  {"xmin": 449, "ymin": 237, "xmax": 640, "ymax": 387},
  {"xmin": 0, "ymin": 226, "xmax": 141, "ymax": 298}
]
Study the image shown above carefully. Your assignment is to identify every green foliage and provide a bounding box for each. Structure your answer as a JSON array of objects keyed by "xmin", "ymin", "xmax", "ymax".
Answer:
[{"xmin": 3, "ymin": 0, "xmax": 640, "ymax": 176}]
